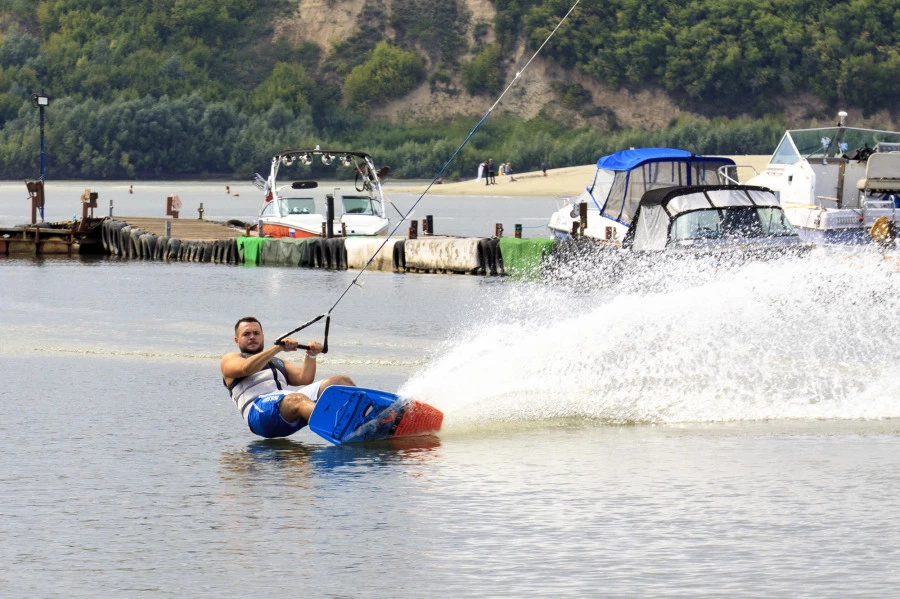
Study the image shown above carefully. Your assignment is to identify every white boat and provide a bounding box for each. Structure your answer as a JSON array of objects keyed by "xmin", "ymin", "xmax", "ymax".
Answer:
[
  {"xmin": 747, "ymin": 114, "xmax": 900, "ymax": 244},
  {"xmin": 548, "ymin": 148, "xmax": 737, "ymax": 244},
  {"xmin": 624, "ymin": 184, "xmax": 810, "ymax": 256},
  {"xmin": 254, "ymin": 147, "xmax": 390, "ymax": 238}
]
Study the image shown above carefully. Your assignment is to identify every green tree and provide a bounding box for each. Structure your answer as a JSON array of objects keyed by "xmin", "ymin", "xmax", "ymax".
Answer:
[
  {"xmin": 461, "ymin": 44, "xmax": 502, "ymax": 96},
  {"xmin": 342, "ymin": 41, "xmax": 425, "ymax": 111}
]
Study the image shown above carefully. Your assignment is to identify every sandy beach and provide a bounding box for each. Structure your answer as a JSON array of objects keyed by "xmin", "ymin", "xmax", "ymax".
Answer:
[{"xmin": 392, "ymin": 155, "xmax": 771, "ymax": 197}]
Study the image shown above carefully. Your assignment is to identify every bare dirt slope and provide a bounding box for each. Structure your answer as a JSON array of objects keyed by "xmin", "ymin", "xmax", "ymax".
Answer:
[
  {"xmin": 275, "ymin": 0, "xmax": 687, "ymax": 131},
  {"xmin": 273, "ymin": 2, "xmax": 900, "ymax": 131}
]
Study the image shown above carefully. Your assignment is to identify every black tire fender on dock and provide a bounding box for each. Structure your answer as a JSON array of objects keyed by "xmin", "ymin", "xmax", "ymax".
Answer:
[
  {"xmin": 139, "ymin": 233, "xmax": 156, "ymax": 260},
  {"xmin": 224, "ymin": 239, "xmax": 236, "ymax": 264},
  {"xmin": 155, "ymin": 236, "xmax": 169, "ymax": 261},
  {"xmin": 166, "ymin": 238, "xmax": 181, "ymax": 261},
  {"xmin": 129, "ymin": 228, "xmax": 142, "ymax": 259},
  {"xmin": 331, "ymin": 238, "xmax": 347, "ymax": 270},
  {"xmin": 492, "ymin": 238, "xmax": 505, "ymax": 275},
  {"xmin": 111, "ymin": 221, "xmax": 126, "ymax": 256},
  {"xmin": 311, "ymin": 239, "xmax": 323, "ymax": 268},
  {"xmin": 201, "ymin": 241, "xmax": 213, "ymax": 263},
  {"xmin": 321, "ymin": 238, "xmax": 334, "ymax": 269},
  {"xmin": 101, "ymin": 219, "xmax": 110, "ymax": 253},
  {"xmin": 477, "ymin": 238, "xmax": 494, "ymax": 275},
  {"xmin": 118, "ymin": 225, "xmax": 131, "ymax": 258},
  {"xmin": 392, "ymin": 240, "xmax": 406, "ymax": 271}
]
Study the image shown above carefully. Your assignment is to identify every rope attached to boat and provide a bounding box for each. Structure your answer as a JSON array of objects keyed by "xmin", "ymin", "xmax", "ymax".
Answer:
[{"xmin": 278, "ymin": 0, "xmax": 581, "ymax": 342}]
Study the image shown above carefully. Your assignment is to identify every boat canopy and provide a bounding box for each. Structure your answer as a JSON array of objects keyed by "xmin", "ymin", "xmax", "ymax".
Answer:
[
  {"xmin": 770, "ymin": 126, "xmax": 900, "ymax": 165},
  {"xmin": 629, "ymin": 185, "xmax": 792, "ymax": 251},
  {"xmin": 596, "ymin": 148, "xmax": 695, "ymax": 170},
  {"xmin": 586, "ymin": 148, "xmax": 736, "ymax": 226}
]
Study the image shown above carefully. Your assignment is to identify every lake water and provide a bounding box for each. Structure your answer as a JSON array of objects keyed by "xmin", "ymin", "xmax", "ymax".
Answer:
[
  {"xmin": 3, "ymin": 182, "xmax": 900, "ymax": 597},
  {"xmin": 0, "ymin": 179, "xmax": 559, "ymax": 238}
]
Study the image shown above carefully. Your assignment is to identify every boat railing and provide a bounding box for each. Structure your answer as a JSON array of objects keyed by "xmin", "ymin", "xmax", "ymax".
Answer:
[
  {"xmin": 718, "ymin": 164, "xmax": 759, "ymax": 185},
  {"xmin": 815, "ymin": 195, "xmax": 840, "ymax": 209}
]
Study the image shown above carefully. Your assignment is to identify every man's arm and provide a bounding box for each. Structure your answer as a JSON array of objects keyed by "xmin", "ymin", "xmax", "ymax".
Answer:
[
  {"xmin": 221, "ymin": 342, "xmax": 289, "ymax": 385},
  {"xmin": 282, "ymin": 340, "xmax": 323, "ymax": 386}
]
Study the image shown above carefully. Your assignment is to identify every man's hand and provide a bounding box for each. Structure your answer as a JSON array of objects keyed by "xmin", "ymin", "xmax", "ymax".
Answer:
[
  {"xmin": 306, "ymin": 341, "xmax": 323, "ymax": 357},
  {"xmin": 278, "ymin": 337, "xmax": 300, "ymax": 352}
]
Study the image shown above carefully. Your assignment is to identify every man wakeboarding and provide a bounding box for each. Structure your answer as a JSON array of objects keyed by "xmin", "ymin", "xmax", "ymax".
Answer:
[{"xmin": 221, "ymin": 316, "xmax": 355, "ymax": 438}]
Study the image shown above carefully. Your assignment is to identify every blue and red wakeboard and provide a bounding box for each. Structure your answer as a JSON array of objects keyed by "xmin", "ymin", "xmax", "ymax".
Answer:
[{"xmin": 308, "ymin": 385, "xmax": 443, "ymax": 444}]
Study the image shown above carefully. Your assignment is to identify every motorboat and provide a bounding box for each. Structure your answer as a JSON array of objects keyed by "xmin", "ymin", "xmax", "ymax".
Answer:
[
  {"xmin": 623, "ymin": 184, "xmax": 811, "ymax": 255},
  {"xmin": 746, "ymin": 113, "xmax": 900, "ymax": 244},
  {"xmin": 547, "ymin": 148, "xmax": 737, "ymax": 244},
  {"xmin": 254, "ymin": 147, "xmax": 390, "ymax": 238}
]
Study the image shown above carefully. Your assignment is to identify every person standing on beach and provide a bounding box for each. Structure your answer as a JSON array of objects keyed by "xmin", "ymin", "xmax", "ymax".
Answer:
[{"xmin": 488, "ymin": 158, "xmax": 497, "ymax": 185}]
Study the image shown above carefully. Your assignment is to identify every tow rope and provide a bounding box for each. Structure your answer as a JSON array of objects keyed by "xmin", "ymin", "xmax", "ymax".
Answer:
[{"xmin": 275, "ymin": 0, "xmax": 581, "ymax": 349}]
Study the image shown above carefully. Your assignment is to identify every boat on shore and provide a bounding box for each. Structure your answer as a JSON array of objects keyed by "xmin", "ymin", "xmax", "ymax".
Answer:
[
  {"xmin": 547, "ymin": 148, "xmax": 737, "ymax": 244},
  {"xmin": 747, "ymin": 113, "xmax": 900, "ymax": 245},
  {"xmin": 254, "ymin": 147, "xmax": 390, "ymax": 238}
]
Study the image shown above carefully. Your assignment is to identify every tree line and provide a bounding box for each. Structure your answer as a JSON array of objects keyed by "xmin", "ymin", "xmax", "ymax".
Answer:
[{"xmin": 0, "ymin": 0, "xmax": 896, "ymax": 179}]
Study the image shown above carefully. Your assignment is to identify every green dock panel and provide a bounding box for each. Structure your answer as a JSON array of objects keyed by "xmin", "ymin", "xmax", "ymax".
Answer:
[
  {"xmin": 498, "ymin": 237, "xmax": 555, "ymax": 276},
  {"xmin": 259, "ymin": 237, "xmax": 322, "ymax": 267},
  {"xmin": 237, "ymin": 236, "xmax": 265, "ymax": 265}
]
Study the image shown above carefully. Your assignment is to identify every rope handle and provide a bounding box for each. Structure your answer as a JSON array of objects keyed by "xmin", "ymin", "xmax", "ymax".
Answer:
[{"xmin": 274, "ymin": 313, "xmax": 330, "ymax": 354}]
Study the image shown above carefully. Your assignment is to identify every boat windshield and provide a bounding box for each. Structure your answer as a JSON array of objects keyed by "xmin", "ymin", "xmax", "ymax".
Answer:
[
  {"xmin": 342, "ymin": 195, "xmax": 383, "ymax": 217},
  {"xmin": 599, "ymin": 159, "xmax": 733, "ymax": 225},
  {"xmin": 670, "ymin": 207, "xmax": 794, "ymax": 242},
  {"xmin": 280, "ymin": 198, "xmax": 316, "ymax": 215},
  {"xmin": 774, "ymin": 127, "xmax": 900, "ymax": 163}
]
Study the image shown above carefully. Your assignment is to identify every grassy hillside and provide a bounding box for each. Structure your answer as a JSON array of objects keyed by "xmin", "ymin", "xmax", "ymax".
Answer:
[{"xmin": 0, "ymin": 0, "xmax": 897, "ymax": 179}]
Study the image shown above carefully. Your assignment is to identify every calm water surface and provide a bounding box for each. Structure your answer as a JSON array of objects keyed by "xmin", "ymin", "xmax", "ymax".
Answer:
[{"xmin": 2, "ymin": 183, "xmax": 900, "ymax": 597}]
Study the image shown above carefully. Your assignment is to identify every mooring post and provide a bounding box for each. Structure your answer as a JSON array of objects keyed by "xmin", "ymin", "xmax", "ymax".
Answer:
[
  {"xmin": 494, "ymin": 223, "xmax": 503, "ymax": 237},
  {"xmin": 579, "ymin": 202, "xmax": 588, "ymax": 237},
  {"xmin": 325, "ymin": 194, "xmax": 335, "ymax": 238},
  {"xmin": 424, "ymin": 215, "xmax": 433, "ymax": 235},
  {"xmin": 166, "ymin": 221, "xmax": 172, "ymax": 237},
  {"xmin": 514, "ymin": 224, "xmax": 522, "ymax": 238},
  {"xmin": 409, "ymin": 220, "xmax": 418, "ymax": 239},
  {"xmin": 197, "ymin": 202, "xmax": 204, "ymax": 220},
  {"xmin": 109, "ymin": 199, "xmax": 114, "ymax": 217}
]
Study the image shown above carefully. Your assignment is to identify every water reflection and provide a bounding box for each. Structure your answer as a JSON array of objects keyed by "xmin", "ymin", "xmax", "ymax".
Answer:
[{"xmin": 219, "ymin": 435, "xmax": 442, "ymax": 483}]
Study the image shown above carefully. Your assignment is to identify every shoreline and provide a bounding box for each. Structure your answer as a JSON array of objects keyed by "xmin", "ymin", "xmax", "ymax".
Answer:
[{"xmin": 389, "ymin": 155, "xmax": 771, "ymax": 197}]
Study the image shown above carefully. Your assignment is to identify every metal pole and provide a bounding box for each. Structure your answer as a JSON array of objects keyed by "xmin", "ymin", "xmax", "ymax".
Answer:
[{"xmin": 39, "ymin": 104, "xmax": 45, "ymax": 221}]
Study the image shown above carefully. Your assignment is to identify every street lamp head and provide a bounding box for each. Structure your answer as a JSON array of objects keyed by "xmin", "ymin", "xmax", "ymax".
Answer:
[{"xmin": 31, "ymin": 93, "xmax": 50, "ymax": 107}]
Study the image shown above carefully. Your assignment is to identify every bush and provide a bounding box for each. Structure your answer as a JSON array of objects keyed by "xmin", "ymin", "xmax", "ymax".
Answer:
[
  {"xmin": 461, "ymin": 44, "xmax": 502, "ymax": 96},
  {"xmin": 342, "ymin": 42, "xmax": 425, "ymax": 112}
]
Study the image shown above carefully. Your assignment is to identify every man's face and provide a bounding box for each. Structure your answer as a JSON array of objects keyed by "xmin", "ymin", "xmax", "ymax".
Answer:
[{"xmin": 235, "ymin": 321, "xmax": 264, "ymax": 354}]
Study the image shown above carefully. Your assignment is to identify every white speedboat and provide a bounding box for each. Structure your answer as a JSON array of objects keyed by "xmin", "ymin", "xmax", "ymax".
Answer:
[
  {"xmin": 746, "ymin": 114, "xmax": 900, "ymax": 244},
  {"xmin": 255, "ymin": 147, "xmax": 390, "ymax": 238},
  {"xmin": 624, "ymin": 184, "xmax": 810, "ymax": 256},
  {"xmin": 548, "ymin": 148, "xmax": 737, "ymax": 244}
]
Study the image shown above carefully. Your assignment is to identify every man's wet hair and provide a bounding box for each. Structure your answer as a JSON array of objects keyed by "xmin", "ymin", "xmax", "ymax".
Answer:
[{"xmin": 234, "ymin": 316, "xmax": 261, "ymax": 334}]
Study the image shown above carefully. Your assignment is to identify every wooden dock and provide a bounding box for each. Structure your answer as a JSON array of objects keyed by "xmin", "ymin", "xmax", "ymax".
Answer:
[
  {"xmin": 0, "ymin": 225, "xmax": 79, "ymax": 255},
  {"xmin": 113, "ymin": 217, "xmax": 247, "ymax": 240}
]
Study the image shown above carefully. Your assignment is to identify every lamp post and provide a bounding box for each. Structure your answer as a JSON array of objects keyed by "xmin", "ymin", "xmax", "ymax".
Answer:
[{"xmin": 31, "ymin": 92, "xmax": 50, "ymax": 221}]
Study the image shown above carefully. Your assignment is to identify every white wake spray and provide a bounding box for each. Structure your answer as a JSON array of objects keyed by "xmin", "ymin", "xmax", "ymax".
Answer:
[{"xmin": 399, "ymin": 249, "xmax": 900, "ymax": 428}]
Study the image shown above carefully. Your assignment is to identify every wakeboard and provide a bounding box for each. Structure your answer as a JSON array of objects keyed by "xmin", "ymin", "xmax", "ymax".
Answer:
[{"xmin": 308, "ymin": 385, "xmax": 443, "ymax": 445}]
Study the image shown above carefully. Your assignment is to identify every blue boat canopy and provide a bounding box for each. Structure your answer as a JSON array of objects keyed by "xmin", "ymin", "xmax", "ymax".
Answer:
[
  {"xmin": 596, "ymin": 148, "xmax": 696, "ymax": 170},
  {"xmin": 582, "ymin": 148, "xmax": 736, "ymax": 226}
]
